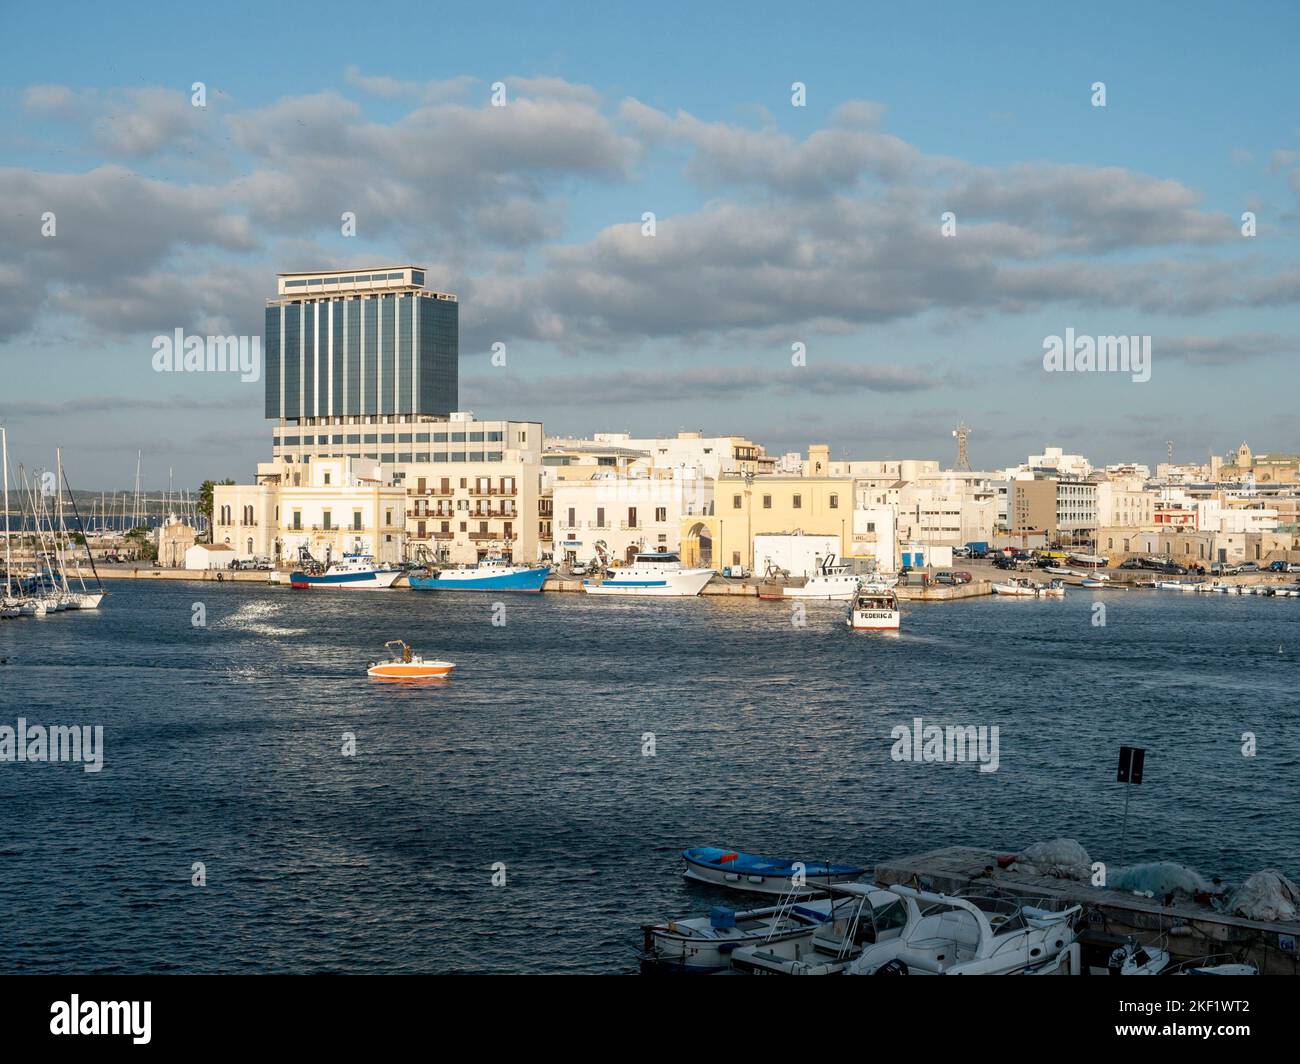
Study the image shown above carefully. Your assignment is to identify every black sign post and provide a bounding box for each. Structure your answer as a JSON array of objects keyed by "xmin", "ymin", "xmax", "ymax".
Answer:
[{"xmin": 1117, "ymin": 746, "xmax": 1146, "ymax": 863}]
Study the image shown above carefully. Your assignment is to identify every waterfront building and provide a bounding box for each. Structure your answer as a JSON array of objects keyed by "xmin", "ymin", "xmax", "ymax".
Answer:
[
  {"xmin": 1095, "ymin": 481, "xmax": 1156, "ymax": 529},
  {"xmin": 681, "ymin": 474, "xmax": 856, "ymax": 571},
  {"xmin": 1008, "ymin": 475, "xmax": 1098, "ymax": 540},
  {"xmin": 157, "ymin": 514, "xmax": 198, "ymax": 568},
  {"xmin": 213, "ymin": 457, "xmax": 407, "ymax": 567},
  {"xmin": 553, "ymin": 471, "xmax": 713, "ymax": 565}
]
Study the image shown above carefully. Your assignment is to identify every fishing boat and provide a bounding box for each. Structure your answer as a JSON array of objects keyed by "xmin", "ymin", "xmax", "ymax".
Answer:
[
  {"xmin": 366, "ymin": 640, "xmax": 455, "ymax": 680},
  {"xmin": 782, "ymin": 555, "xmax": 861, "ymax": 600},
  {"xmin": 640, "ymin": 895, "xmax": 842, "ymax": 973},
  {"xmin": 729, "ymin": 884, "xmax": 911, "ymax": 975},
  {"xmin": 1038, "ymin": 579, "xmax": 1067, "ymax": 597},
  {"xmin": 291, "ymin": 554, "xmax": 402, "ymax": 589},
  {"xmin": 582, "ymin": 551, "xmax": 713, "ymax": 597},
  {"xmin": 681, "ymin": 847, "xmax": 867, "ymax": 896},
  {"xmin": 409, "ymin": 557, "xmax": 550, "ymax": 593},
  {"xmin": 847, "ymin": 583, "xmax": 900, "ymax": 630},
  {"xmin": 992, "ymin": 578, "xmax": 1043, "ymax": 597},
  {"xmin": 1067, "ymin": 552, "xmax": 1107, "ymax": 568},
  {"xmin": 843, "ymin": 885, "xmax": 1081, "ymax": 976},
  {"xmin": 1081, "ymin": 575, "xmax": 1122, "ymax": 590}
]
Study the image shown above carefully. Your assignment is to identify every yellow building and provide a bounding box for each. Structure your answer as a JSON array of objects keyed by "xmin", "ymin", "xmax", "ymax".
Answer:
[{"xmin": 681, "ymin": 475, "xmax": 856, "ymax": 571}]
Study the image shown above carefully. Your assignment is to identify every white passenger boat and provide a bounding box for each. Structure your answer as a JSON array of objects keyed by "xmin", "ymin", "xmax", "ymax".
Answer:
[
  {"xmin": 641, "ymin": 896, "xmax": 841, "ymax": 973},
  {"xmin": 843, "ymin": 885, "xmax": 1081, "ymax": 976},
  {"xmin": 847, "ymin": 584, "xmax": 900, "ymax": 630},
  {"xmin": 782, "ymin": 556, "xmax": 861, "ymax": 600},
  {"xmin": 582, "ymin": 552, "xmax": 713, "ymax": 597}
]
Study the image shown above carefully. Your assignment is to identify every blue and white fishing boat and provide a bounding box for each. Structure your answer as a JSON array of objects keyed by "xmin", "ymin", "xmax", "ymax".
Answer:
[
  {"xmin": 682, "ymin": 847, "xmax": 867, "ymax": 896},
  {"xmin": 583, "ymin": 551, "xmax": 713, "ymax": 597},
  {"xmin": 290, "ymin": 554, "xmax": 401, "ymax": 589},
  {"xmin": 409, "ymin": 557, "xmax": 550, "ymax": 593}
]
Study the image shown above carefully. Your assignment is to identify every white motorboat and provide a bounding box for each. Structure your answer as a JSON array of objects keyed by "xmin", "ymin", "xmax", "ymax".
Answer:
[
  {"xmin": 641, "ymin": 895, "xmax": 841, "ymax": 973},
  {"xmin": 782, "ymin": 556, "xmax": 861, "ymax": 601},
  {"xmin": 847, "ymin": 584, "xmax": 900, "ymax": 630},
  {"xmin": 1039, "ymin": 579, "xmax": 1067, "ymax": 597},
  {"xmin": 992, "ymin": 578, "xmax": 1044, "ymax": 597},
  {"xmin": 1067, "ymin": 552, "xmax": 1107, "ymax": 568},
  {"xmin": 844, "ymin": 885, "xmax": 1081, "ymax": 976},
  {"xmin": 582, "ymin": 552, "xmax": 713, "ymax": 597},
  {"xmin": 729, "ymin": 884, "xmax": 911, "ymax": 975}
]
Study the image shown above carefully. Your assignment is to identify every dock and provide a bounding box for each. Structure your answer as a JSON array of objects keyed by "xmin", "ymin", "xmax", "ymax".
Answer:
[{"xmin": 875, "ymin": 845, "xmax": 1300, "ymax": 974}]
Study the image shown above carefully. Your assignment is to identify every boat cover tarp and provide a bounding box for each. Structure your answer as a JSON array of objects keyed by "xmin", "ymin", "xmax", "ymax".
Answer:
[
  {"xmin": 1229, "ymin": 870, "xmax": 1300, "ymax": 922},
  {"xmin": 684, "ymin": 847, "xmax": 864, "ymax": 878},
  {"xmin": 1108, "ymin": 862, "xmax": 1211, "ymax": 898},
  {"xmin": 1010, "ymin": 839, "xmax": 1092, "ymax": 881}
]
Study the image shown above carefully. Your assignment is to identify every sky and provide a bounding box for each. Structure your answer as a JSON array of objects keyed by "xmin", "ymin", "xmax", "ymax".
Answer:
[{"xmin": 2, "ymin": 0, "xmax": 1299, "ymax": 490}]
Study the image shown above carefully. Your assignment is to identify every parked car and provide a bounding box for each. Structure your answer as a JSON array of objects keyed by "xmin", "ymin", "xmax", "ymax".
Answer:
[
  {"xmin": 1238, "ymin": 562, "xmax": 1260, "ymax": 573},
  {"xmin": 994, "ymin": 557, "xmax": 1017, "ymax": 571},
  {"xmin": 1158, "ymin": 562, "xmax": 1189, "ymax": 575},
  {"xmin": 1268, "ymin": 560, "xmax": 1300, "ymax": 572},
  {"xmin": 952, "ymin": 547, "xmax": 971, "ymax": 558},
  {"xmin": 569, "ymin": 562, "xmax": 588, "ymax": 576},
  {"xmin": 935, "ymin": 571, "xmax": 958, "ymax": 585},
  {"xmin": 1119, "ymin": 559, "xmax": 1146, "ymax": 570},
  {"xmin": 1211, "ymin": 562, "xmax": 1236, "ymax": 576}
]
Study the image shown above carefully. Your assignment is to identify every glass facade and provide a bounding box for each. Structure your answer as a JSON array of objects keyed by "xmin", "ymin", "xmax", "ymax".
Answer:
[{"xmin": 265, "ymin": 287, "xmax": 457, "ymax": 420}]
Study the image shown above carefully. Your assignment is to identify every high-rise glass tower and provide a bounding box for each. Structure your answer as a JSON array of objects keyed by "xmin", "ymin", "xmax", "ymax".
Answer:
[{"xmin": 264, "ymin": 266, "xmax": 457, "ymax": 422}]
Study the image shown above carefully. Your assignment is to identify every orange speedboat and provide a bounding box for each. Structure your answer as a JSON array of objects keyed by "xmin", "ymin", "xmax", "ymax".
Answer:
[{"xmin": 367, "ymin": 640, "xmax": 456, "ymax": 681}]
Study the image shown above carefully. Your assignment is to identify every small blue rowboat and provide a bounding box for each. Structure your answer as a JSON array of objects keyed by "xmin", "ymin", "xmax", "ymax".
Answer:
[{"xmin": 682, "ymin": 846, "xmax": 867, "ymax": 895}]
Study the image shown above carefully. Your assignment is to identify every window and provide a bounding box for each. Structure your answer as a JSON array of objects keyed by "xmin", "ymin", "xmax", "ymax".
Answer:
[
  {"xmin": 353, "ymin": 511, "xmax": 362, "ymax": 531},
  {"xmin": 655, "ymin": 507, "xmax": 667, "ymax": 522},
  {"xmin": 793, "ymin": 494, "xmax": 802, "ymax": 509},
  {"xmin": 734, "ymin": 495, "xmax": 742, "ymax": 509},
  {"xmin": 323, "ymin": 471, "xmax": 331, "ymax": 485},
  {"xmin": 763, "ymin": 495, "xmax": 772, "ymax": 509},
  {"xmin": 567, "ymin": 507, "xmax": 575, "ymax": 527},
  {"xmin": 322, "ymin": 510, "xmax": 332, "ymax": 530},
  {"xmin": 830, "ymin": 494, "xmax": 839, "ymax": 509},
  {"xmin": 292, "ymin": 511, "xmax": 302, "ymax": 530},
  {"xmin": 596, "ymin": 507, "xmax": 606, "ymax": 528}
]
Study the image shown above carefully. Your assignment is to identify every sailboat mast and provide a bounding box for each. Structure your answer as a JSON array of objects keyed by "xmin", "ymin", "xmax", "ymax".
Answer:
[{"xmin": 1, "ymin": 427, "xmax": 11, "ymax": 601}]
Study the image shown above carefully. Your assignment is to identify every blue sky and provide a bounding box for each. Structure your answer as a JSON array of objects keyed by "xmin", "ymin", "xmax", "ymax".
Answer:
[{"xmin": 2, "ymin": 0, "xmax": 1298, "ymax": 488}]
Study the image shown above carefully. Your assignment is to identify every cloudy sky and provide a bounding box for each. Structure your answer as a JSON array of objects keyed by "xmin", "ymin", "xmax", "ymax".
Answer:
[{"xmin": 2, "ymin": 0, "xmax": 1299, "ymax": 490}]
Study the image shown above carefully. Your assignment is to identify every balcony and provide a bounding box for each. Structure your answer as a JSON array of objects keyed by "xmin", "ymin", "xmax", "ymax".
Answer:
[{"xmin": 619, "ymin": 521, "xmax": 643, "ymax": 531}]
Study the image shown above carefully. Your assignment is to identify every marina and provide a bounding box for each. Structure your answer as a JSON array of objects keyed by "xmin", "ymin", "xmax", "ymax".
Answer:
[{"xmin": 2, "ymin": 579, "xmax": 1296, "ymax": 973}]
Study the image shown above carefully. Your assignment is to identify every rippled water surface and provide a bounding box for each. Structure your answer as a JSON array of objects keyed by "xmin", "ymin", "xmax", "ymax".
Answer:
[{"xmin": 1, "ymin": 581, "xmax": 1297, "ymax": 972}]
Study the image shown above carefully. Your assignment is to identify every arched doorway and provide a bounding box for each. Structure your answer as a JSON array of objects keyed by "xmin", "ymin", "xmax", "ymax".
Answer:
[{"xmin": 682, "ymin": 522, "xmax": 712, "ymax": 567}]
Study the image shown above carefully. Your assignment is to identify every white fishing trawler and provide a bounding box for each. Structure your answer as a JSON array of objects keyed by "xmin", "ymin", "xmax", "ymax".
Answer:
[
  {"xmin": 847, "ymin": 583, "xmax": 900, "ymax": 630},
  {"xmin": 582, "ymin": 551, "xmax": 713, "ymax": 597},
  {"xmin": 782, "ymin": 555, "xmax": 861, "ymax": 600}
]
